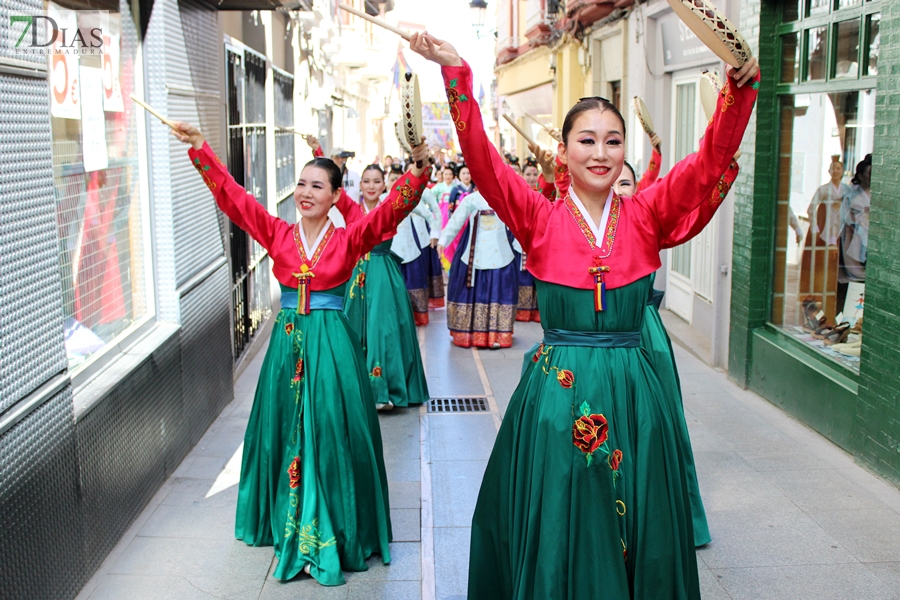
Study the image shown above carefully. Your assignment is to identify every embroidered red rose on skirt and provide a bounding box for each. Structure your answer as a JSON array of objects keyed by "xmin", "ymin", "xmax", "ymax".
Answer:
[
  {"xmin": 287, "ymin": 456, "xmax": 301, "ymax": 489},
  {"xmin": 293, "ymin": 358, "xmax": 304, "ymax": 382},
  {"xmin": 371, "ymin": 366, "xmax": 382, "ymax": 378},
  {"xmin": 285, "ymin": 323, "xmax": 294, "ymax": 335},
  {"xmin": 532, "ymin": 343, "xmax": 544, "ymax": 363},
  {"xmin": 608, "ymin": 448, "xmax": 623, "ymax": 471},
  {"xmin": 556, "ymin": 369, "xmax": 574, "ymax": 389},
  {"xmin": 572, "ymin": 413, "xmax": 608, "ymax": 455}
]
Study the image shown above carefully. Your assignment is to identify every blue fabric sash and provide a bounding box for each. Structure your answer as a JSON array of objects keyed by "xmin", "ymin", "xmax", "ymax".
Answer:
[
  {"xmin": 542, "ymin": 328, "xmax": 641, "ymax": 348},
  {"xmin": 280, "ymin": 291, "xmax": 343, "ymax": 312},
  {"xmin": 648, "ymin": 289, "xmax": 665, "ymax": 310}
]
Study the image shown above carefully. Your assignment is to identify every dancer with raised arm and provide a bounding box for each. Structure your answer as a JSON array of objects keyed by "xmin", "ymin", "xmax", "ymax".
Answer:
[
  {"xmin": 337, "ymin": 163, "xmax": 431, "ymax": 410},
  {"xmin": 410, "ymin": 31, "xmax": 758, "ymax": 598},
  {"xmin": 172, "ymin": 122, "xmax": 431, "ymax": 586}
]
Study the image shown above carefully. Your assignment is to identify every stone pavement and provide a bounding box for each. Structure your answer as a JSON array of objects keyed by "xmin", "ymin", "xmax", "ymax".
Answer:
[{"xmin": 76, "ymin": 308, "xmax": 900, "ymax": 600}]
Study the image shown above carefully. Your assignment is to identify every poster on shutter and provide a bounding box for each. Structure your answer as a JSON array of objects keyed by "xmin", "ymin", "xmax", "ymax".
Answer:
[
  {"xmin": 80, "ymin": 67, "xmax": 109, "ymax": 172},
  {"xmin": 48, "ymin": 3, "xmax": 81, "ymax": 119},
  {"xmin": 102, "ymin": 14, "xmax": 124, "ymax": 112}
]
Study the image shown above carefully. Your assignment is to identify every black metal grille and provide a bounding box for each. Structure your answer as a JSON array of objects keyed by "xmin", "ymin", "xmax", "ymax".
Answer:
[
  {"xmin": 428, "ymin": 397, "xmax": 489, "ymax": 413},
  {"xmin": 225, "ymin": 48, "xmax": 271, "ymax": 361}
]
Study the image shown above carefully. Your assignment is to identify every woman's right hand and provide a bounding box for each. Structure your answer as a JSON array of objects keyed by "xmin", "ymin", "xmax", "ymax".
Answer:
[
  {"xmin": 410, "ymin": 138, "xmax": 430, "ymax": 178},
  {"xmin": 528, "ymin": 142, "xmax": 556, "ymax": 181},
  {"xmin": 303, "ymin": 134, "xmax": 320, "ymax": 152},
  {"xmin": 437, "ymin": 244, "xmax": 445, "ymax": 256},
  {"xmin": 409, "ymin": 32, "xmax": 462, "ymax": 67},
  {"xmin": 171, "ymin": 122, "xmax": 205, "ymax": 150}
]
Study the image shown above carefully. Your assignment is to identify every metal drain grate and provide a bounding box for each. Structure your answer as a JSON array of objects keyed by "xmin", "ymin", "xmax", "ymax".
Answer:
[{"xmin": 428, "ymin": 397, "xmax": 489, "ymax": 413}]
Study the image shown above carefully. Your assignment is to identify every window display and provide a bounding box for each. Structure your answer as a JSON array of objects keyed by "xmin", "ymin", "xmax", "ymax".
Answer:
[
  {"xmin": 50, "ymin": 2, "xmax": 151, "ymax": 371},
  {"xmin": 772, "ymin": 1, "xmax": 879, "ymax": 373},
  {"xmin": 773, "ymin": 91, "xmax": 873, "ymax": 371}
]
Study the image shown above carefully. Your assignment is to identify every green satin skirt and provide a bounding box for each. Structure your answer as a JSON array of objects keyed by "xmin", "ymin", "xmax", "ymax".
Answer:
[
  {"xmin": 518, "ymin": 276, "xmax": 711, "ymax": 548},
  {"xmin": 640, "ymin": 278, "xmax": 711, "ymax": 547},
  {"xmin": 234, "ymin": 285, "xmax": 392, "ymax": 586},
  {"xmin": 343, "ymin": 244, "xmax": 429, "ymax": 408},
  {"xmin": 472, "ymin": 277, "xmax": 700, "ymax": 600}
]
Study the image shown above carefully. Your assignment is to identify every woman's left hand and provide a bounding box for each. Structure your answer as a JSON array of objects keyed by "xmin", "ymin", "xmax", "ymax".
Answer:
[
  {"xmin": 726, "ymin": 57, "xmax": 759, "ymax": 88},
  {"xmin": 409, "ymin": 32, "xmax": 463, "ymax": 67}
]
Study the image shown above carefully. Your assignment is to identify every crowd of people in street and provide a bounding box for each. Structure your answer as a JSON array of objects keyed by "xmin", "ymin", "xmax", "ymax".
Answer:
[{"xmin": 169, "ymin": 20, "xmax": 760, "ymax": 597}]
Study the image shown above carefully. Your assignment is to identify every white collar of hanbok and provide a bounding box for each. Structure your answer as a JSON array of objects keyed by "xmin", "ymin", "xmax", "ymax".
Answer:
[
  {"xmin": 568, "ymin": 186, "xmax": 613, "ymax": 243},
  {"xmin": 297, "ymin": 215, "xmax": 334, "ymax": 258}
]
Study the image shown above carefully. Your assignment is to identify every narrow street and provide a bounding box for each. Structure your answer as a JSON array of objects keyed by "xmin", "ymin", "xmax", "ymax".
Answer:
[{"xmin": 76, "ymin": 310, "xmax": 900, "ymax": 600}]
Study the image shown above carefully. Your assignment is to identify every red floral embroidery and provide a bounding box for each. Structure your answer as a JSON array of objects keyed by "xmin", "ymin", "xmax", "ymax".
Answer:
[
  {"xmin": 287, "ymin": 456, "xmax": 301, "ymax": 489},
  {"xmin": 446, "ymin": 78, "xmax": 468, "ymax": 132},
  {"xmin": 392, "ymin": 174, "xmax": 427, "ymax": 217},
  {"xmin": 356, "ymin": 272, "xmax": 366, "ymax": 288},
  {"xmin": 285, "ymin": 323, "xmax": 294, "ymax": 335},
  {"xmin": 293, "ymin": 358, "xmax": 304, "ymax": 382},
  {"xmin": 608, "ymin": 449, "xmax": 623, "ymax": 471},
  {"xmin": 532, "ymin": 343, "xmax": 544, "ymax": 363},
  {"xmin": 371, "ymin": 366, "xmax": 382, "ymax": 378},
  {"xmin": 573, "ymin": 413, "xmax": 608, "ymax": 455},
  {"xmin": 557, "ymin": 369, "xmax": 574, "ymax": 389}
]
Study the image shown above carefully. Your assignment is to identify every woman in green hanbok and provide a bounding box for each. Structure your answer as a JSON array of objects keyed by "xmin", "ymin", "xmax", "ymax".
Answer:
[
  {"xmin": 171, "ymin": 121, "xmax": 431, "ymax": 586},
  {"xmin": 339, "ymin": 164, "xmax": 430, "ymax": 410},
  {"xmin": 410, "ymin": 32, "xmax": 758, "ymax": 599}
]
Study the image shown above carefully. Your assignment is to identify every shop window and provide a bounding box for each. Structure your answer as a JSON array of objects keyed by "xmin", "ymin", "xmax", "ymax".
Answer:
[
  {"xmin": 805, "ymin": 26, "xmax": 828, "ymax": 81},
  {"xmin": 834, "ymin": 19, "xmax": 860, "ymax": 78},
  {"xmin": 865, "ymin": 13, "xmax": 880, "ymax": 75},
  {"xmin": 807, "ymin": 0, "xmax": 831, "ymax": 17},
  {"xmin": 50, "ymin": 2, "xmax": 152, "ymax": 372},
  {"xmin": 781, "ymin": 32, "xmax": 801, "ymax": 83},
  {"xmin": 772, "ymin": 91, "xmax": 874, "ymax": 372}
]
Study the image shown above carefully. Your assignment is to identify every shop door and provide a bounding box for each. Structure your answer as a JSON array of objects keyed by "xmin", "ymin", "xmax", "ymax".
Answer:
[{"xmin": 666, "ymin": 76, "xmax": 702, "ymax": 321}]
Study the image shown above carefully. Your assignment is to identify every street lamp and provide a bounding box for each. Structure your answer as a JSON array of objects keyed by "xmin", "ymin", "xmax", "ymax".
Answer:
[{"xmin": 470, "ymin": 0, "xmax": 488, "ymax": 29}]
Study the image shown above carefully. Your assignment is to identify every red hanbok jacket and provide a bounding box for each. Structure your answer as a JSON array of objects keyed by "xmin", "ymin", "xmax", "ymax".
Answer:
[
  {"xmin": 188, "ymin": 142, "xmax": 429, "ymax": 290},
  {"xmin": 442, "ymin": 61, "xmax": 758, "ymax": 292}
]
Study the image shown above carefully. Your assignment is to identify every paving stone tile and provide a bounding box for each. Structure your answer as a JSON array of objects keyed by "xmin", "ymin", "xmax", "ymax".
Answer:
[
  {"xmin": 697, "ymin": 563, "xmax": 733, "ymax": 600},
  {"xmin": 431, "ymin": 460, "xmax": 486, "ymax": 528},
  {"xmin": 109, "ymin": 536, "xmax": 270, "ymax": 578},
  {"xmin": 385, "ymin": 458, "xmax": 421, "ymax": 482},
  {"xmin": 379, "ymin": 415, "xmax": 421, "ymax": 460},
  {"xmin": 716, "ymin": 564, "xmax": 896, "ymax": 600},
  {"xmin": 391, "ymin": 508, "xmax": 421, "ymax": 542},
  {"xmin": 389, "ymin": 480, "xmax": 421, "ymax": 509},
  {"xmin": 427, "ymin": 414, "xmax": 498, "ymax": 461},
  {"xmin": 864, "ymin": 562, "xmax": 900, "ymax": 595},
  {"xmin": 344, "ymin": 542, "xmax": 422, "ymax": 582},
  {"xmin": 763, "ymin": 468, "xmax": 888, "ymax": 512},
  {"xmin": 88, "ymin": 575, "xmax": 263, "ymax": 600},
  {"xmin": 808, "ymin": 509, "xmax": 900, "ymax": 563},
  {"xmin": 434, "ymin": 527, "xmax": 471, "ymax": 600},
  {"xmin": 699, "ymin": 464, "xmax": 800, "ymax": 513},
  {"xmin": 698, "ymin": 510, "xmax": 856, "ymax": 569},
  {"xmin": 160, "ymin": 478, "xmax": 240, "ymax": 508},
  {"xmin": 347, "ymin": 580, "xmax": 420, "ymax": 599},
  {"xmin": 138, "ymin": 504, "xmax": 236, "ymax": 540},
  {"xmin": 258, "ymin": 578, "xmax": 348, "ymax": 599}
]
